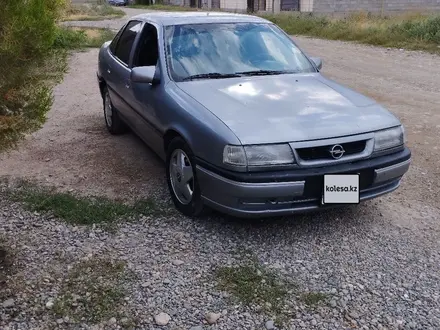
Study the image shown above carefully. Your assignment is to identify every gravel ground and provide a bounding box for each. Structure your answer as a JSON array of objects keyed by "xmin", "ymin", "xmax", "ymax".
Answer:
[{"xmin": 1, "ymin": 8, "xmax": 440, "ymax": 330}]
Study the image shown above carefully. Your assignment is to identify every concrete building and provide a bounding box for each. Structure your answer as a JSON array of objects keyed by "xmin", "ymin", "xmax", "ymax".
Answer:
[
  {"xmin": 164, "ymin": 0, "xmax": 440, "ymax": 14},
  {"xmin": 311, "ymin": 0, "xmax": 440, "ymax": 13}
]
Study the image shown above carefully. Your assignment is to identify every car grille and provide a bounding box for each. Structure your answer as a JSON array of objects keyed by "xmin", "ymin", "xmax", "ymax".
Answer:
[{"xmin": 296, "ymin": 140, "xmax": 367, "ymax": 161}]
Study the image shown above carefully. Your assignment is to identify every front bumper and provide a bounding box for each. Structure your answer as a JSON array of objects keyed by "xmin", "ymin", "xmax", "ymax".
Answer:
[{"xmin": 196, "ymin": 147, "xmax": 411, "ymax": 218}]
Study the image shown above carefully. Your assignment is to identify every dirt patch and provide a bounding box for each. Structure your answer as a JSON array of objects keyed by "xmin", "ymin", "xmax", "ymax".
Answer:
[{"xmin": 0, "ymin": 50, "xmax": 165, "ymax": 201}]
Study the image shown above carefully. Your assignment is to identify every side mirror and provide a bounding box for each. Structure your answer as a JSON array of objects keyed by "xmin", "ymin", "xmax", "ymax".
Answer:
[
  {"xmin": 131, "ymin": 66, "xmax": 158, "ymax": 84},
  {"xmin": 310, "ymin": 57, "xmax": 323, "ymax": 70}
]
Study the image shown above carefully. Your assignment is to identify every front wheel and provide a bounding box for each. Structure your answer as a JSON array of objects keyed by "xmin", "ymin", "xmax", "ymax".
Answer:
[{"xmin": 166, "ymin": 137, "xmax": 207, "ymax": 217}]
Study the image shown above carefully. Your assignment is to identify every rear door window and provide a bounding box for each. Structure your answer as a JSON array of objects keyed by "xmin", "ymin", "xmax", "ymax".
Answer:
[
  {"xmin": 113, "ymin": 20, "xmax": 142, "ymax": 65},
  {"xmin": 109, "ymin": 25, "xmax": 124, "ymax": 54}
]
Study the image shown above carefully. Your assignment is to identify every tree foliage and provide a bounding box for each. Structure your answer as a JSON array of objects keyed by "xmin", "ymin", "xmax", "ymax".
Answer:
[{"xmin": 0, "ymin": 0, "xmax": 66, "ymax": 151}]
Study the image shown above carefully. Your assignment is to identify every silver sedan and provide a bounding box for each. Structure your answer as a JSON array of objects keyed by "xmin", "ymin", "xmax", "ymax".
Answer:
[{"xmin": 97, "ymin": 12, "xmax": 411, "ymax": 218}]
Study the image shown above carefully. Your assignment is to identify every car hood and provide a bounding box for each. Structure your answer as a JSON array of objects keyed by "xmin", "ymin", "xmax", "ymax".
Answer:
[{"xmin": 176, "ymin": 73, "xmax": 401, "ymax": 145}]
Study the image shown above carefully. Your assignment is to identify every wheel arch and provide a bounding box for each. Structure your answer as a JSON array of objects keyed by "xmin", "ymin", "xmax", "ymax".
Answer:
[
  {"xmin": 163, "ymin": 128, "xmax": 190, "ymax": 154},
  {"xmin": 98, "ymin": 77, "xmax": 107, "ymax": 99}
]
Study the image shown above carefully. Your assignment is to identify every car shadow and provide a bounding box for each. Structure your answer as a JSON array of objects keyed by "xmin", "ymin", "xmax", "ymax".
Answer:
[{"xmin": 184, "ymin": 199, "xmax": 386, "ymax": 248}]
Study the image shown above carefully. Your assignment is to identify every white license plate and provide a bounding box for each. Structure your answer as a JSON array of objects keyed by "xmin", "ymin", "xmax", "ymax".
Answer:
[{"xmin": 323, "ymin": 174, "xmax": 360, "ymax": 204}]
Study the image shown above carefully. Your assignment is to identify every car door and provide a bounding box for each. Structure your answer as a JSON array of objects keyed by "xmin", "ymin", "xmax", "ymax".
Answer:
[
  {"xmin": 105, "ymin": 20, "xmax": 142, "ymax": 121},
  {"xmin": 124, "ymin": 22, "xmax": 165, "ymax": 157},
  {"xmin": 101, "ymin": 24, "xmax": 123, "ymax": 100}
]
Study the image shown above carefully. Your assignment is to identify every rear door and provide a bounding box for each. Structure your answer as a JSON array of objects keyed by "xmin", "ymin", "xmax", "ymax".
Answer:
[{"xmin": 105, "ymin": 20, "xmax": 142, "ymax": 120}]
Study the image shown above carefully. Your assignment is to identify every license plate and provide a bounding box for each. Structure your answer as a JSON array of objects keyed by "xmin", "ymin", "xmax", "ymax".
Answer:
[{"xmin": 322, "ymin": 174, "xmax": 360, "ymax": 204}]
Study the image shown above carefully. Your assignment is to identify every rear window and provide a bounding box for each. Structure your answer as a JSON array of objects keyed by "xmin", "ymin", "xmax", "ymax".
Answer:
[
  {"xmin": 109, "ymin": 25, "xmax": 124, "ymax": 54},
  {"xmin": 113, "ymin": 20, "xmax": 142, "ymax": 65}
]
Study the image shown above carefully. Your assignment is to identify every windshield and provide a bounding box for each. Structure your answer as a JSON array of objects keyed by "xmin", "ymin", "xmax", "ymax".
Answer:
[{"xmin": 164, "ymin": 22, "xmax": 316, "ymax": 82}]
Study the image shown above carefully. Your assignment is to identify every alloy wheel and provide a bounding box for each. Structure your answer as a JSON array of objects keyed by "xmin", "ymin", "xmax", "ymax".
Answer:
[
  {"xmin": 104, "ymin": 93, "xmax": 113, "ymax": 127},
  {"xmin": 169, "ymin": 149, "xmax": 194, "ymax": 205}
]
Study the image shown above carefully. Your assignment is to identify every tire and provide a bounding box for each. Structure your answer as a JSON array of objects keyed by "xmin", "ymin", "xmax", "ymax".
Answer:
[
  {"xmin": 166, "ymin": 137, "xmax": 208, "ymax": 217},
  {"xmin": 103, "ymin": 87, "xmax": 128, "ymax": 135}
]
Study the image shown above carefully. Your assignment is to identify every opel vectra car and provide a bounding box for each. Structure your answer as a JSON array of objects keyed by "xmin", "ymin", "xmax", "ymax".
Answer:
[
  {"xmin": 107, "ymin": 0, "xmax": 129, "ymax": 6},
  {"xmin": 96, "ymin": 12, "xmax": 411, "ymax": 218}
]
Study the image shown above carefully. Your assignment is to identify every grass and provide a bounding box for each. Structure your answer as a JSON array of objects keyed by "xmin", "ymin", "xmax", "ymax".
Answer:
[
  {"xmin": 216, "ymin": 252, "xmax": 295, "ymax": 326},
  {"xmin": 300, "ymin": 291, "xmax": 329, "ymax": 306},
  {"xmin": 261, "ymin": 11, "xmax": 440, "ymax": 53},
  {"xmin": 53, "ymin": 258, "xmax": 135, "ymax": 325},
  {"xmin": 62, "ymin": 3, "xmax": 125, "ymax": 21},
  {"xmin": 54, "ymin": 27, "xmax": 116, "ymax": 49},
  {"xmin": 10, "ymin": 184, "xmax": 159, "ymax": 226},
  {"xmin": 128, "ymin": 4, "xmax": 196, "ymax": 11}
]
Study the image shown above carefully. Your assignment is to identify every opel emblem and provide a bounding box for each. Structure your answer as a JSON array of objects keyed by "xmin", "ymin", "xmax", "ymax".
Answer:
[{"xmin": 329, "ymin": 144, "xmax": 345, "ymax": 159}]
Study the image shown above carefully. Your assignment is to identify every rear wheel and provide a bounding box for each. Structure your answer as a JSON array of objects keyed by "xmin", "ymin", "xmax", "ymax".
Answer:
[
  {"xmin": 103, "ymin": 87, "xmax": 128, "ymax": 135},
  {"xmin": 166, "ymin": 137, "xmax": 207, "ymax": 217}
]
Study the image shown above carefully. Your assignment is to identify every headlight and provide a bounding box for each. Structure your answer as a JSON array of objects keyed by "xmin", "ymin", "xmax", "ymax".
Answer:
[
  {"xmin": 223, "ymin": 144, "xmax": 295, "ymax": 167},
  {"xmin": 374, "ymin": 126, "xmax": 405, "ymax": 151},
  {"xmin": 223, "ymin": 145, "xmax": 247, "ymax": 166}
]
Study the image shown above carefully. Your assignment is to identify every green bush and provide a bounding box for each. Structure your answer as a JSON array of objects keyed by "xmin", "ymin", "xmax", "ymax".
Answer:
[
  {"xmin": 53, "ymin": 27, "xmax": 116, "ymax": 49},
  {"xmin": 0, "ymin": 0, "xmax": 66, "ymax": 151},
  {"xmin": 0, "ymin": 0, "xmax": 65, "ymax": 79},
  {"xmin": 53, "ymin": 27, "xmax": 88, "ymax": 49},
  {"xmin": 0, "ymin": 83, "xmax": 53, "ymax": 150},
  {"xmin": 393, "ymin": 16, "xmax": 440, "ymax": 43}
]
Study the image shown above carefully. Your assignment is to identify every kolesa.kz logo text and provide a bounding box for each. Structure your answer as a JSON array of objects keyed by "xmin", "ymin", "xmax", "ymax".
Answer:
[{"xmin": 325, "ymin": 185, "xmax": 358, "ymax": 192}]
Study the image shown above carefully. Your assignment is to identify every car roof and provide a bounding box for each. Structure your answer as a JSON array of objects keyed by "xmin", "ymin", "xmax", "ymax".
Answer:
[{"xmin": 130, "ymin": 11, "xmax": 271, "ymax": 26}]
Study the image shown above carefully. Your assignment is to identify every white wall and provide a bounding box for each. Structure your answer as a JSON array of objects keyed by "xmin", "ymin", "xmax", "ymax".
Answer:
[
  {"xmin": 273, "ymin": 0, "xmax": 281, "ymax": 12},
  {"xmin": 300, "ymin": 0, "xmax": 313, "ymax": 11},
  {"xmin": 266, "ymin": 0, "xmax": 274, "ymax": 11},
  {"xmin": 220, "ymin": 0, "xmax": 247, "ymax": 10}
]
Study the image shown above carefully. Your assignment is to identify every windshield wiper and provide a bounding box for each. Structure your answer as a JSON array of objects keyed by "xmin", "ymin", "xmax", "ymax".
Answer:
[
  {"xmin": 182, "ymin": 72, "xmax": 242, "ymax": 81},
  {"xmin": 235, "ymin": 70, "xmax": 298, "ymax": 76}
]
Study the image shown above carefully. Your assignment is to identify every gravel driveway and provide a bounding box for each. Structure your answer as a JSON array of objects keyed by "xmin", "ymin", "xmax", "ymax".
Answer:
[{"xmin": 1, "ymin": 8, "xmax": 440, "ymax": 330}]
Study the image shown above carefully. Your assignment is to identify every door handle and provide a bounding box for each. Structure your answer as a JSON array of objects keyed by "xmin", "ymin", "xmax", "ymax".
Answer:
[
  {"xmin": 107, "ymin": 69, "xmax": 111, "ymax": 74},
  {"xmin": 125, "ymin": 82, "xmax": 130, "ymax": 89}
]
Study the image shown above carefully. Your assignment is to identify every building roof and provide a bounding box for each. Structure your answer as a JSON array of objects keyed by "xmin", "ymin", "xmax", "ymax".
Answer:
[{"xmin": 130, "ymin": 11, "xmax": 270, "ymax": 26}]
